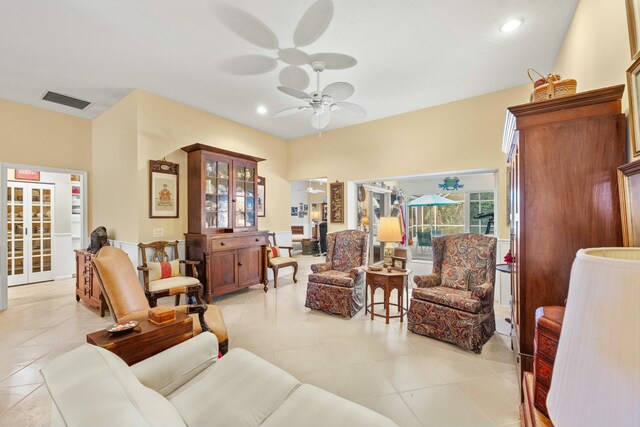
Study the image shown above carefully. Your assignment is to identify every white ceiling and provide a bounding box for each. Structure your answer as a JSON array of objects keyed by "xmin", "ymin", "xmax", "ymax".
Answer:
[{"xmin": 0, "ymin": 0, "xmax": 578, "ymax": 140}]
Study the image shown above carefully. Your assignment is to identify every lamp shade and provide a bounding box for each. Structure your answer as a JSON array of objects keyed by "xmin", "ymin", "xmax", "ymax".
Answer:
[
  {"xmin": 377, "ymin": 217, "xmax": 402, "ymax": 243},
  {"xmin": 546, "ymin": 248, "xmax": 640, "ymax": 427}
]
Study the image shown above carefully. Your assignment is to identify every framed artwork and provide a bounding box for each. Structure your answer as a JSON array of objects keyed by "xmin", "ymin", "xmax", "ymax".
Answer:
[
  {"xmin": 291, "ymin": 207, "xmax": 298, "ymax": 216},
  {"xmin": 149, "ymin": 160, "xmax": 178, "ymax": 218},
  {"xmin": 618, "ymin": 159, "xmax": 640, "ymax": 246},
  {"xmin": 627, "ymin": 57, "xmax": 640, "ymax": 157},
  {"xmin": 626, "ymin": 0, "xmax": 640, "ymax": 60},
  {"xmin": 257, "ymin": 176, "xmax": 266, "ymax": 217},
  {"xmin": 330, "ymin": 181, "xmax": 344, "ymax": 223}
]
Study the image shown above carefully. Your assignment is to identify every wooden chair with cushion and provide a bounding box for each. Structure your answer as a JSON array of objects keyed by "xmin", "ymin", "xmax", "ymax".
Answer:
[
  {"xmin": 93, "ymin": 246, "xmax": 229, "ymax": 354},
  {"xmin": 407, "ymin": 233, "xmax": 497, "ymax": 353},
  {"xmin": 138, "ymin": 241, "xmax": 202, "ymax": 307},
  {"xmin": 267, "ymin": 233, "xmax": 298, "ymax": 288}
]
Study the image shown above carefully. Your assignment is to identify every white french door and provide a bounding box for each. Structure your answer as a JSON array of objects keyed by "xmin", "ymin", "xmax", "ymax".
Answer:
[{"xmin": 7, "ymin": 182, "xmax": 55, "ymax": 285}]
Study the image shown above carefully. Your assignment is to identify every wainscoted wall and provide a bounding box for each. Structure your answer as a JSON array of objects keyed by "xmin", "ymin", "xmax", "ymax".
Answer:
[{"xmin": 53, "ymin": 233, "xmax": 74, "ymax": 280}]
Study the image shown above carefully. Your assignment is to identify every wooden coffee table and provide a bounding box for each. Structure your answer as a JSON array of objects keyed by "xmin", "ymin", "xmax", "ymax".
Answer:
[
  {"xmin": 87, "ymin": 313, "xmax": 193, "ymax": 365},
  {"xmin": 366, "ymin": 268, "xmax": 412, "ymax": 324}
]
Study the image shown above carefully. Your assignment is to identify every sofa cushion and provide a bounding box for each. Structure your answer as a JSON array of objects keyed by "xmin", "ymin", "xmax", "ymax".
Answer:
[
  {"xmin": 308, "ymin": 270, "xmax": 354, "ymax": 288},
  {"xmin": 169, "ymin": 348, "xmax": 300, "ymax": 427},
  {"xmin": 412, "ymin": 286, "xmax": 481, "ymax": 314},
  {"xmin": 40, "ymin": 344, "xmax": 186, "ymax": 427},
  {"xmin": 260, "ymin": 384, "xmax": 397, "ymax": 427}
]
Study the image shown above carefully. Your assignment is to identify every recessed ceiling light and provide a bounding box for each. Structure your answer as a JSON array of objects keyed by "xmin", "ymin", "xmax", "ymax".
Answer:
[
  {"xmin": 257, "ymin": 105, "xmax": 267, "ymax": 115},
  {"xmin": 500, "ymin": 19, "xmax": 522, "ymax": 32}
]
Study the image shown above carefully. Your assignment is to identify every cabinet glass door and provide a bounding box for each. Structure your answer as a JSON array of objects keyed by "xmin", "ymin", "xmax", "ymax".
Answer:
[
  {"xmin": 234, "ymin": 165, "xmax": 256, "ymax": 228},
  {"xmin": 28, "ymin": 184, "xmax": 54, "ymax": 282},
  {"xmin": 204, "ymin": 158, "xmax": 229, "ymax": 230},
  {"xmin": 7, "ymin": 184, "xmax": 26, "ymax": 284}
]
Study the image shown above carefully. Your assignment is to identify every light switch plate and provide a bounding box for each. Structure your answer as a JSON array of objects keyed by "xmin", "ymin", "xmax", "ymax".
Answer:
[{"xmin": 153, "ymin": 228, "xmax": 164, "ymax": 237}]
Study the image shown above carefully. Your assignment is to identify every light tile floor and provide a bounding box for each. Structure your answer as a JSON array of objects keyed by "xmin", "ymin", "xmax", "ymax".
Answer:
[{"xmin": 0, "ymin": 255, "xmax": 519, "ymax": 427}]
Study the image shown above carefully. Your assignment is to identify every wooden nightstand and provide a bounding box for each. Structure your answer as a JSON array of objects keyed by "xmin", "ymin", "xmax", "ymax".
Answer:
[{"xmin": 87, "ymin": 313, "xmax": 193, "ymax": 365}]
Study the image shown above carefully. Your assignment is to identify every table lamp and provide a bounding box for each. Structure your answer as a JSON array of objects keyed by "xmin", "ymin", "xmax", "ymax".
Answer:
[
  {"xmin": 546, "ymin": 248, "xmax": 640, "ymax": 427},
  {"xmin": 377, "ymin": 217, "xmax": 402, "ymax": 264}
]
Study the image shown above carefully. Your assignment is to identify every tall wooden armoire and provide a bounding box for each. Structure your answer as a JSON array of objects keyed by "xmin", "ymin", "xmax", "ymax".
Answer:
[{"xmin": 504, "ymin": 85, "xmax": 626, "ymax": 394}]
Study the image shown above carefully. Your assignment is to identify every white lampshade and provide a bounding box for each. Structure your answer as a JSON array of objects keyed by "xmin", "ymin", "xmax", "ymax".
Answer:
[
  {"xmin": 547, "ymin": 248, "xmax": 640, "ymax": 427},
  {"xmin": 377, "ymin": 217, "xmax": 402, "ymax": 243}
]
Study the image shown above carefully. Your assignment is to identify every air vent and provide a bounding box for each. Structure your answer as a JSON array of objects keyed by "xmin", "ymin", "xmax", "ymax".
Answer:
[{"xmin": 42, "ymin": 91, "xmax": 91, "ymax": 110}]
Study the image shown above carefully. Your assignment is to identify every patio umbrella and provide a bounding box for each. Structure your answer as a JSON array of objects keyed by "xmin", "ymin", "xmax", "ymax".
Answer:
[{"xmin": 407, "ymin": 194, "xmax": 460, "ymax": 236}]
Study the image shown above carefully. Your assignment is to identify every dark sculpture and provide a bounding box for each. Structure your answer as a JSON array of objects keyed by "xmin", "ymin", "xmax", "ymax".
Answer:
[{"xmin": 88, "ymin": 226, "xmax": 110, "ymax": 254}]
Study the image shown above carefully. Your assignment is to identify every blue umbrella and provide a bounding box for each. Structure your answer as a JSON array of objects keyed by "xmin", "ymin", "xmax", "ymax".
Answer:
[{"xmin": 408, "ymin": 194, "xmax": 460, "ymax": 237}]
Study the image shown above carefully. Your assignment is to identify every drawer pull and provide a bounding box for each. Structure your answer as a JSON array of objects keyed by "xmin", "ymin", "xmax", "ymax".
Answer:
[
  {"xmin": 255, "ymin": 238, "xmax": 259, "ymax": 242},
  {"xmin": 238, "ymin": 262, "xmax": 243, "ymax": 266},
  {"xmin": 220, "ymin": 242, "xmax": 225, "ymax": 246}
]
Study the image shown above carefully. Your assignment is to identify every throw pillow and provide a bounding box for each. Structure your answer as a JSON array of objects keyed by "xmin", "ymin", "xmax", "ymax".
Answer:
[
  {"xmin": 268, "ymin": 246, "xmax": 281, "ymax": 259},
  {"xmin": 147, "ymin": 259, "xmax": 180, "ymax": 281}
]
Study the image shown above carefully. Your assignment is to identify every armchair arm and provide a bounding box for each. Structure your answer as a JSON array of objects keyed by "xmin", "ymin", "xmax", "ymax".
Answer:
[
  {"xmin": 349, "ymin": 266, "xmax": 366, "ymax": 280},
  {"xmin": 311, "ymin": 262, "xmax": 332, "ymax": 273},
  {"xmin": 137, "ymin": 265, "xmax": 150, "ymax": 290},
  {"xmin": 278, "ymin": 246, "xmax": 294, "ymax": 256},
  {"xmin": 180, "ymin": 259, "xmax": 200, "ymax": 279},
  {"xmin": 471, "ymin": 282, "xmax": 493, "ymax": 300},
  {"xmin": 176, "ymin": 304, "xmax": 211, "ymax": 333},
  {"xmin": 414, "ymin": 274, "xmax": 440, "ymax": 288},
  {"xmin": 137, "ymin": 266, "xmax": 149, "ymax": 272},
  {"xmin": 130, "ymin": 333, "xmax": 218, "ymax": 397}
]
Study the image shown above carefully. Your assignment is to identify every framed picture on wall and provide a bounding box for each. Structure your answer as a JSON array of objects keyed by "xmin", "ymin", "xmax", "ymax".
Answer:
[
  {"xmin": 149, "ymin": 160, "xmax": 179, "ymax": 218},
  {"xmin": 257, "ymin": 176, "xmax": 266, "ymax": 217},
  {"xmin": 626, "ymin": 0, "xmax": 640, "ymax": 59},
  {"xmin": 618, "ymin": 159, "xmax": 640, "ymax": 246},
  {"xmin": 627, "ymin": 57, "xmax": 640, "ymax": 157},
  {"xmin": 330, "ymin": 181, "xmax": 344, "ymax": 223}
]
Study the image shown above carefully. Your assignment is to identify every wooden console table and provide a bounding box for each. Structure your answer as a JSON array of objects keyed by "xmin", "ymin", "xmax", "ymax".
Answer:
[
  {"xmin": 86, "ymin": 313, "xmax": 193, "ymax": 365},
  {"xmin": 366, "ymin": 268, "xmax": 411, "ymax": 324}
]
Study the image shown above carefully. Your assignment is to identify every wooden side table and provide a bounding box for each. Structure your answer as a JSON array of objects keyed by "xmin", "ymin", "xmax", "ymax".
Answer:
[
  {"xmin": 86, "ymin": 313, "xmax": 193, "ymax": 365},
  {"xmin": 366, "ymin": 268, "xmax": 412, "ymax": 324}
]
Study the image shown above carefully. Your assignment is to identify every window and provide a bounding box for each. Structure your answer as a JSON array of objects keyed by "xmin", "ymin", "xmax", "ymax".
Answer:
[{"xmin": 469, "ymin": 192, "xmax": 495, "ymax": 235}]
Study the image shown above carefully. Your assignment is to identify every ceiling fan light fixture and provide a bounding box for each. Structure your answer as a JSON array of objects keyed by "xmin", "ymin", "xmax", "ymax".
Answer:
[{"xmin": 500, "ymin": 19, "xmax": 522, "ymax": 32}]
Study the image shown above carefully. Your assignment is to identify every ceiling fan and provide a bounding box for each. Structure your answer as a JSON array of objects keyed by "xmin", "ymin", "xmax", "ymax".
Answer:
[
  {"xmin": 298, "ymin": 180, "xmax": 326, "ymax": 194},
  {"xmin": 274, "ymin": 60, "xmax": 366, "ymax": 131}
]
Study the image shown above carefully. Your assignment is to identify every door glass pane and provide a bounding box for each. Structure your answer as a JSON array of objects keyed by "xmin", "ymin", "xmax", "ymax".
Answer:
[
  {"xmin": 205, "ymin": 160, "xmax": 217, "ymax": 178},
  {"xmin": 205, "ymin": 212, "xmax": 217, "ymax": 229},
  {"xmin": 43, "ymin": 223, "xmax": 51, "ymax": 237},
  {"xmin": 43, "ymin": 256, "xmax": 51, "ymax": 272},
  {"xmin": 14, "ymin": 205, "xmax": 23, "ymax": 221},
  {"xmin": 217, "ymin": 162, "xmax": 229, "ymax": 179},
  {"xmin": 218, "ymin": 212, "xmax": 228, "ymax": 228},
  {"xmin": 43, "ymin": 189, "xmax": 51, "ymax": 204},
  {"xmin": 7, "ymin": 205, "xmax": 11, "ymax": 220},
  {"xmin": 7, "ymin": 187, "xmax": 12, "ymax": 202},
  {"xmin": 32, "ymin": 188, "xmax": 40, "ymax": 203},
  {"xmin": 205, "ymin": 194, "xmax": 216, "ymax": 211},
  {"xmin": 245, "ymin": 167, "xmax": 254, "ymax": 182},
  {"xmin": 32, "ymin": 223, "xmax": 40, "ymax": 237},
  {"xmin": 32, "ymin": 205, "xmax": 41, "ymax": 221},
  {"xmin": 14, "ymin": 187, "xmax": 23, "ymax": 203},
  {"xmin": 33, "ymin": 239, "xmax": 41, "ymax": 255},
  {"xmin": 236, "ymin": 166, "xmax": 245, "ymax": 181},
  {"xmin": 14, "ymin": 240, "xmax": 23, "ymax": 257},
  {"xmin": 32, "ymin": 256, "xmax": 41, "ymax": 273},
  {"xmin": 14, "ymin": 258, "xmax": 23, "ymax": 275},
  {"xmin": 43, "ymin": 239, "xmax": 51, "ymax": 255}
]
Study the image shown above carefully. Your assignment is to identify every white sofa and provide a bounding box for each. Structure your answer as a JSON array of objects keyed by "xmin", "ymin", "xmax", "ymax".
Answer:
[{"xmin": 41, "ymin": 333, "xmax": 397, "ymax": 427}]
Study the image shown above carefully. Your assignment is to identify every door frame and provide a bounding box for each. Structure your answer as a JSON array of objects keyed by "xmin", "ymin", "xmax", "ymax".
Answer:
[{"xmin": 0, "ymin": 163, "xmax": 88, "ymax": 311}]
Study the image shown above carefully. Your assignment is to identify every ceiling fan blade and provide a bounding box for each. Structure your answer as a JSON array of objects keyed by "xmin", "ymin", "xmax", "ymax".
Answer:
[
  {"xmin": 309, "ymin": 53, "xmax": 357, "ymax": 69},
  {"xmin": 293, "ymin": 0, "xmax": 334, "ymax": 47},
  {"xmin": 311, "ymin": 111, "xmax": 331, "ymax": 129},
  {"xmin": 333, "ymin": 102, "xmax": 367, "ymax": 118},
  {"xmin": 279, "ymin": 65, "xmax": 310, "ymax": 90},
  {"xmin": 273, "ymin": 106, "xmax": 310, "ymax": 118},
  {"xmin": 215, "ymin": 5, "xmax": 279, "ymax": 50},
  {"xmin": 278, "ymin": 48, "xmax": 310, "ymax": 66},
  {"xmin": 277, "ymin": 86, "xmax": 311, "ymax": 100},
  {"xmin": 322, "ymin": 82, "xmax": 354, "ymax": 102},
  {"xmin": 221, "ymin": 55, "xmax": 277, "ymax": 75}
]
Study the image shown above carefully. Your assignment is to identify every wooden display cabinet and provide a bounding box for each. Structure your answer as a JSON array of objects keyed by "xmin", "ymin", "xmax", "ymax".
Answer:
[
  {"xmin": 504, "ymin": 85, "xmax": 625, "ymax": 398},
  {"xmin": 75, "ymin": 250, "xmax": 107, "ymax": 317},
  {"xmin": 182, "ymin": 144, "xmax": 269, "ymax": 301}
]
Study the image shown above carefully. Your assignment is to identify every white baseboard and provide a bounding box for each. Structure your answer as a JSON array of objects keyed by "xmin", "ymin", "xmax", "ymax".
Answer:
[{"xmin": 55, "ymin": 275, "xmax": 73, "ymax": 281}]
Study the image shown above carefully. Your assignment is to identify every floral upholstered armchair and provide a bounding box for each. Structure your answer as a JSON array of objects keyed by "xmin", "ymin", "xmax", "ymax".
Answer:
[
  {"xmin": 305, "ymin": 230, "xmax": 368, "ymax": 317},
  {"xmin": 408, "ymin": 233, "xmax": 497, "ymax": 353}
]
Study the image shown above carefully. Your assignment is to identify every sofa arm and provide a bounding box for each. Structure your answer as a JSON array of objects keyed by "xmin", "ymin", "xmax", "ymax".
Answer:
[
  {"xmin": 414, "ymin": 274, "xmax": 440, "ymax": 288},
  {"xmin": 131, "ymin": 333, "xmax": 218, "ymax": 397},
  {"xmin": 471, "ymin": 282, "xmax": 493, "ymax": 300},
  {"xmin": 311, "ymin": 262, "xmax": 332, "ymax": 273}
]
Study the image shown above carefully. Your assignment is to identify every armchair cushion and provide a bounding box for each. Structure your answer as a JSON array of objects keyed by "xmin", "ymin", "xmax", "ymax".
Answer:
[
  {"xmin": 148, "ymin": 260, "xmax": 180, "ymax": 281},
  {"xmin": 148, "ymin": 276, "xmax": 200, "ymax": 293},
  {"xmin": 412, "ymin": 286, "xmax": 481, "ymax": 314},
  {"xmin": 41, "ymin": 344, "xmax": 186, "ymax": 427},
  {"xmin": 308, "ymin": 270, "xmax": 354, "ymax": 288},
  {"xmin": 441, "ymin": 264, "xmax": 471, "ymax": 290},
  {"xmin": 310, "ymin": 262, "xmax": 332, "ymax": 273},
  {"xmin": 131, "ymin": 333, "xmax": 218, "ymax": 397}
]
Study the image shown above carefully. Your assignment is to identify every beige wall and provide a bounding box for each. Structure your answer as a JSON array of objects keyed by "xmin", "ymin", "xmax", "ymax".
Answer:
[
  {"xmin": 287, "ymin": 85, "xmax": 531, "ymax": 239},
  {"xmin": 0, "ymin": 98, "xmax": 91, "ymax": 172},
  {"xmin": 91, "ymin": 92, "xmax": 139, "ymax": 241},
  {"xmin": 136, "ymin": 91, "xmax": 290, "ymax": 242},
  {"xmin": 553, "ymin": 0, "xmax": 635, "ymax": 159}
]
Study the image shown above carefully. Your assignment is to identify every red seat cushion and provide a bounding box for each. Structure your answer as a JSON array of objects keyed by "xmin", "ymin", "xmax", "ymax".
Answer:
[{"xmin": 412, "ymin": 286, "xmax": 481, "ymax": 314}]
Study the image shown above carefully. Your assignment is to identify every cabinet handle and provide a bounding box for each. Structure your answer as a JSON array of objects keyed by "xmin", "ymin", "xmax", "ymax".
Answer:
[
  {"xmin": 220, "ymin": 242, "xmax": 225, "ymax": 246},
  {"xmin": 238, "ymin": 262, "xmax": 243, "ymax": 266},
  {"xmin": 255, "ymin": 238, "xmax": 259, "ymax": 242}
]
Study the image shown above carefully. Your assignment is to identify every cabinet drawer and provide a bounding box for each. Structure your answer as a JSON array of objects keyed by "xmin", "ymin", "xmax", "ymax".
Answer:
[
  {"xmin": 210, "ymin": 234, "xmax": 267, "ymax": 251},
  {"xmin": 537, "ymin": 332, "xmax": 559, "ymax": 360}
]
